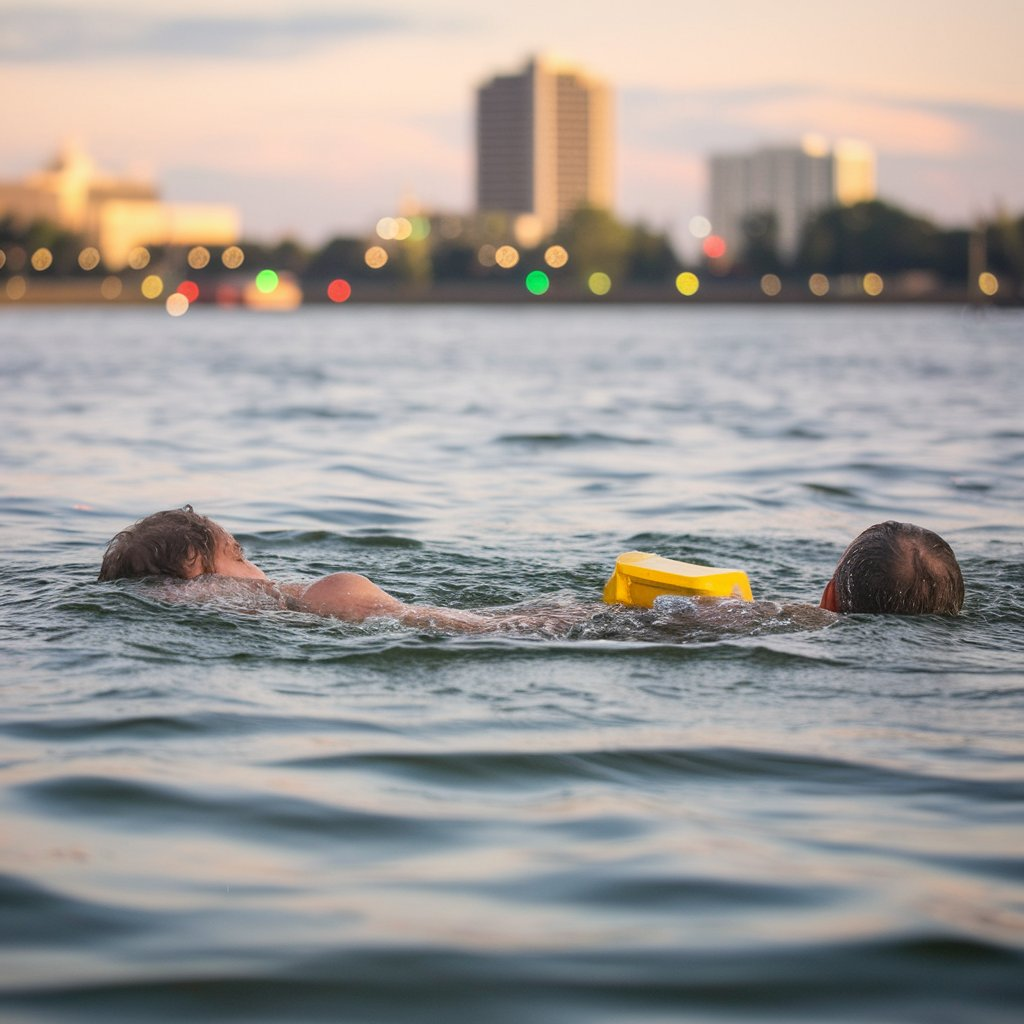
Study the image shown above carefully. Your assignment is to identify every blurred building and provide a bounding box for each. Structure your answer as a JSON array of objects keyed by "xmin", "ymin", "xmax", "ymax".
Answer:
[
  {"xmin": 0, "ymin": 142, "xmax": 240, "ymax": 268},
  {"xmin": 476, "ymin": 54, "xmax": 613, "ymax": 240},
  {"xmin": 708, "ymin": 137, "xmax": 876, "ymax": 260}
]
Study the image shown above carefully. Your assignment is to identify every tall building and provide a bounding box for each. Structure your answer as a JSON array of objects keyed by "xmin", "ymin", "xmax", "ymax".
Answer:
[
  {"xmin": 476, "ymin": 55, "xmax": 613, "ymax": 239},
  {"xmin": 0, "ymin": 142, "xmax": 240, "ymax": 268},
  {"xmin": 708, "ymin": 137, "xmax": 876, "ymax": 260}
]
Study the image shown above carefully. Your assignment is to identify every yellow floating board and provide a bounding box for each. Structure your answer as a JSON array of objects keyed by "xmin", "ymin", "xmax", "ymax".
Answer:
[{"xmin": 603, "ymin": 550, "xmax": 753, "ymax": 607}]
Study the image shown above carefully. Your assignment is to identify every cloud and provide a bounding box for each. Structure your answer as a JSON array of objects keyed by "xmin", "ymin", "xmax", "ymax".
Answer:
[
  {"xmin": 621, "ymin": 84, "xmax": 815, "ymax": 154},
  {"xmin": 914, "ymin": 98, "xmax": 1024, "ymax": 158},
  {"xmin": 732, "ymin": 95, "xmax": 972, "ymax": 157},
  {"xmin": 620, "ymin": 83, "xmax": 1024, "ymax": 159},
  {"xmin": 0, "ymin": 6, "xmax": 407, "ymax": 62}
]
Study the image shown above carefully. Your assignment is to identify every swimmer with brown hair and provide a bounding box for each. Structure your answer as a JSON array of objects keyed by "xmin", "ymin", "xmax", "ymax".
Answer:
[
  {"xmin": 98, "ymin": 505, "xmax": 497, "ymax": 632},
  {"xmin": 98, "ymin": 507, "xmax": 964, "ymax": 630}
]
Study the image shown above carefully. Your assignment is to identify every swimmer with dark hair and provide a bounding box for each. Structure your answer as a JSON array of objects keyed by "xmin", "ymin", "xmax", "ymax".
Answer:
[
  {"xmin": 818, "ymin": 521, "xmax": 964, "ymax": 615},
  {"xmin": 99, "ymin": 507, "xmax": 964, "ymax": 627}
]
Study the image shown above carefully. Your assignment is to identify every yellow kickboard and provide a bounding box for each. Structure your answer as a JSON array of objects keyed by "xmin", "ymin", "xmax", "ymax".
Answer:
[{"xmin": 603, "ymin": 550, "xmax": 753, "ymax": 607}]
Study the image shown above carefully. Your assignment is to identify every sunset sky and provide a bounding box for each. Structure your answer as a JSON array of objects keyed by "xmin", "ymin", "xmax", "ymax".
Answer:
[{"xmin": 3, "ymin": 0, "xmax": 1023, "ymax": 251}]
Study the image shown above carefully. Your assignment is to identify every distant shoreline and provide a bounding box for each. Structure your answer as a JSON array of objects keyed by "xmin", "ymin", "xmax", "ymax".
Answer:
[{"xmin": 0, "ymin": 278, "xmax": 1015, "ymax": 308}]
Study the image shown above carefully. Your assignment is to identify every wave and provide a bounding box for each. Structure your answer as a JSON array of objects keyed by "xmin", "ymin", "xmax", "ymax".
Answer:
[
  {"xmin": 494, "ymin": 431, "xmax": 655, "ymax": 448},
  {"xmin": 15, "ymin": 773, "xmax": 454, "ymax": 847},
  {"xmin": 270, "ymin": 744, "xmax": 1024, "ymax": 802},
  {"xmin": 2, "ymin": 929, "xmax": 1021, "ymax": 1022}
]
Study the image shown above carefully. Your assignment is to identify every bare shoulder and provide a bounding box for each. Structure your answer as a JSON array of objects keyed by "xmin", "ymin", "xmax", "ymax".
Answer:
[{"xmin": 296, "ymin": 572, "xmax": 405, "ymax": 622}]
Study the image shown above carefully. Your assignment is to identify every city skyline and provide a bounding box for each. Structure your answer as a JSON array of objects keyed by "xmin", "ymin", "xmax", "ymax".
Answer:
[{"xmin": 3, "ymin": 0, "xmax": 1023, "ymax": 253}]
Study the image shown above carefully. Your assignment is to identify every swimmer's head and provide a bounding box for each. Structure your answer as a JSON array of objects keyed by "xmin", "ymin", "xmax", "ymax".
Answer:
[
  {"xmin": 98, "ymin": 506, "xmax": 267, "ymax": 582},
  {"xmin": 820, "ymin": 521, "xmax": 963, "ymax": 615}
]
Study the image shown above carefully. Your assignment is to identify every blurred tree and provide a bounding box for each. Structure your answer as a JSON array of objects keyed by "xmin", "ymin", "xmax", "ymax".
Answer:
[
  {"xmin": 268, "ymin": 237, "xmax": 309, "ymax": 275},
  {"xmin": 554, "ymin": 206, "xmax": 633, "ymax": 284},
  {"xmin": 796, "ymin": 201, "xmax": 943, "ymax": 275},
  {"xmin": 627, "ymin": 223, "xmax": 680, "ymax": 282},
  {"xmin": 237, "ymin": 239, "xmax": 276, "ymax": 271},
  {"xmin": 986, "ymin": 211, "xmax": 1024, "ymax": 283},
  {"xmin": 936, "ymin": 228, "xmax": 970, "ymax": 283},
  {"xmin": 305, "ymin": 236, "xmax": 369, "ymax": 279},
  {"xmin": 738, "ymin": 211, "xmax": 781, "ymax": 275},
  {"xmin": 430, "ymin": 241, "xmax": 482, "ymax": 282}
]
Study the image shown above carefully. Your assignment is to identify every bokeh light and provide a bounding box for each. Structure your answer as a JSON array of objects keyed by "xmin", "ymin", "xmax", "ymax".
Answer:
[
  {"xmin": 328, "ymin": 278, "xmax": 352, "ymax": 303},
  {"xmin": 393, "ymin": 217, "xmax": 413, "ymax": 242},
  {"xmin": 689, "ymin": 215, "xmax": 712, "ymax": 239},
  {"xmin": 862, "ymin": 272, "xmax": 884, "ymax": 297},
  {"xmin": 477, "ymin": 244, "xmax": 496, "ymax": 268},
  {"xmin": 495, "ymin": 245, "xmax": 520, "ymax": 269},
  {"xmin": 376, "ymin": 217, "xmax": 398, "ymax": 240},
  {"xmin": 128, "ymin": 246, "xmax": 151, "ymax": 270},
  {"xmin": 242, "ymin": 275, "xmax": 302, "ymax": 310},
  {"xmin": 702, "ymin": 235, "xmax": 727, "ymax": 259},
  {"xmin": 177, "ymin": 280, "xmax": 200, "ymax": 303},
  {"xmin": 544, "ymin": 245, "xmax": 569, "ymax": 269},
  {"xmin": 31, "ymin": 248, "xmax": 53, "ymax": 271},
  {"xmin": 0, "ymin": 250, "xmax": 6, "ymax": 271},
  {"xmin": 409, "ymin": 216, "xmax": 431, "ymax": 242},
  {"xmin": 513, "ymin": 213, "xmax": 544, "ymax": 248},
  {"xmin": 166, "ymin": 293, "xmax": 190, "ymax": 317},
  {"xmin": 525, "ymin": 270, "xmax": 550, "ymax": 295},
  {"xmin": 6, "ymin": 276, "xmax": 27, "ymax": 300},
  {"xmin": 187, "ymin": 246, "xmax": 211, "ymax": 270},
  {"xmin": 77, "ymin": 247, "xmax": 101, "ymax": 271},
  {"xmin": 141, "ymin": 274, "xmax": 164, "ymax": 299},
  {"xmin": 978, "ymin": 272, "xmax": 999, "ymax": 297},
  {"xmin": 808, "ymin": 273, "xmax": 830, "ymax": 297},
  {"xmin": 588, "ymin": 272, "xmax": 612, "ymax": 296},
  {"xmin": 222, "ymin": 245, "xmax": 245, "ymax": 269},
  {"xmin": 761, "ymin": 273, "xmax": 782, "ymax": 297},
  {"xmin": 100, "ymin": 276, "xmax": 123, "ymax": 300},
  {"xmin": 255, "ymin": 269, "xmax": 279, "ymax": 294},
  {"xmin": 364, "ymin": 246, "xmax": 388, "ymax": 269},
  {"xmin": 675, "ymin": 271, "xmax": 699, "ymax": 296},
  {"xmin": 215, "ymin": 284, "xmax": 241, "ymax": 307}
]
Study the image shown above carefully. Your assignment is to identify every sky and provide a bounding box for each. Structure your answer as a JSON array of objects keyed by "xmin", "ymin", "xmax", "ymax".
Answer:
[{"xmin": 3, "ymin": 0, "xmax": 1023, "ymax": 253}]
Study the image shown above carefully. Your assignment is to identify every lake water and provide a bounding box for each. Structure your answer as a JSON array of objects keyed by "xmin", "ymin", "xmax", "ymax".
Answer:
[{"xmin": 1, "ymin": 304, "xmax": 1022, "ymax": 1022}]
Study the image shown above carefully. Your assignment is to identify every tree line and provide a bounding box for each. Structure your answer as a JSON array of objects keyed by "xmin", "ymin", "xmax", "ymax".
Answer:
[{"xmin": 3, "ymin": 201, "xmax": 1022, "ymax": 296}]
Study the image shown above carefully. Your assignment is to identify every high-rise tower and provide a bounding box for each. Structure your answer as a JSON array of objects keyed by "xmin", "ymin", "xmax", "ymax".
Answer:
[{"xmin": 476, "ymin": 55, "xmax": 613, "ymax": 237}]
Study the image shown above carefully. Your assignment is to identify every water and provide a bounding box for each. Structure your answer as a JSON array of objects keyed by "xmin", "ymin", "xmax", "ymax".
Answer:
[{"xmin": 1, "ymin": 304, "xmax": 1023, "ymax": 1022}]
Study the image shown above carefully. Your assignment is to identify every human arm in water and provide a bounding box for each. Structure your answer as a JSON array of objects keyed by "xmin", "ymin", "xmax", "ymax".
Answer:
[
  {"xmin": 287, "ymin": 573, "xmax": 838, "ymax": 636},
  {"xmin": 292, "ymin": 573, "xmax": 496, "ymax": 632}
]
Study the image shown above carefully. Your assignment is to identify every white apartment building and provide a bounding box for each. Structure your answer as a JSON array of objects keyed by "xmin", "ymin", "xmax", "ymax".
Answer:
[{"xmin": 709, "ymin": 137, "xmax": 876, "ymax": 260}]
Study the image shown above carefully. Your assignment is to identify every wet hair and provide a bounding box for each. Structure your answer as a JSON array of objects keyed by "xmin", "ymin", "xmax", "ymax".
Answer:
[
  {"xmin": 98, "ymin": 505, "xmax": 222, "ymax": 581},
  {"xmin": 830, "ymin": 521, "xmax": 964, "ymax": 615}
]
